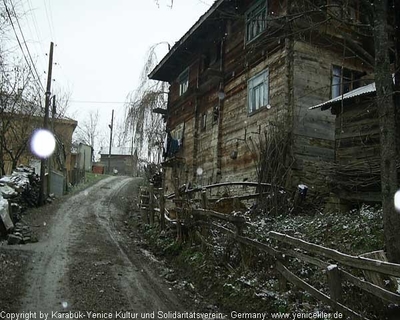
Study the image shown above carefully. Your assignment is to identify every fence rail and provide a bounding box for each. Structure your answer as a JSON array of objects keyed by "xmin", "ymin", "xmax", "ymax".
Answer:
[{"xmin": 139, "ymin": 182, "xmax": 400, "ymax": 320}]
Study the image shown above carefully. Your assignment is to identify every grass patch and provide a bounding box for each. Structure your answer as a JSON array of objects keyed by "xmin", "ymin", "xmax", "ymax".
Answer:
[{"xmin": 68, "ymin": 172, "xmax": 109, "ymax": 194}]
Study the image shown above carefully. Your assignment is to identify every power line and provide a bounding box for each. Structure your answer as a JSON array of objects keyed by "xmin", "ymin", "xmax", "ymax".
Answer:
[
  {"xmin": 67, "ymin": 100, "xmax": 129, "ymax": 104},
  {"xmin": 9, "ymin": 0, "xmax": 45, "ymax": 92},
  {"xmin": 43, "ymin": 0, "xmax": 56, "ymax": 41},
  {"xmin": 25, "ymin": 0, "xmax": 47, "ymax": 74},
  {"xmin": 2, "ymin": 0, "xmax": 45, "ymax": 93}
]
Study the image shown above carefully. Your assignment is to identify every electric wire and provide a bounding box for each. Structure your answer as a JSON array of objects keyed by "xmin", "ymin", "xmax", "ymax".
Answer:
[
  {"xmin": 9, "ymin": 0, "xmax": 45, "ymax": 92},
  {"xmin": 25, "ymin": 0, "xmax": 47, "ymax": 75},
  {"xmin": 66, "ymin": 100, "xmax": 128, "ymax": 104},
  {"xmin": 2, "ymin": 0, "xmax": 45, "ymax": 93},
  {"xmin": 43, "ymin": 0, "xmax": 55, "ymax": 41}
]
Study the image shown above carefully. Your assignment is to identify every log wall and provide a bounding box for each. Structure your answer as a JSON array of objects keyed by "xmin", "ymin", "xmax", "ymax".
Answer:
[{"xmin": 291, "ymin": 41, "xmax": 370, "ymax": 194}]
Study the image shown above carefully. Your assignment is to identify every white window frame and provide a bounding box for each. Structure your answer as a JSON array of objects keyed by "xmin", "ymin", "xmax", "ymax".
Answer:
[
  {"xmin": 248, "ymin": 69, "xmax": 269, "ymax": 114},
  {"xmin": 201, "ymin": 112, "xmax": 207, "ymax": 130},
  {"xmin": 245, "ymin": 0, "xmax": 268, "ymax": 43},
  {"xmin": 331, "ymin": 65, "xmax": 362, "ymax": 99},
  {"xmin": 171, "ymin": 122, "xmax": 185, "ymax": 146},
  {"xmin": 178, "ymin": 68, "xmax": 189, "ymax": 96}
]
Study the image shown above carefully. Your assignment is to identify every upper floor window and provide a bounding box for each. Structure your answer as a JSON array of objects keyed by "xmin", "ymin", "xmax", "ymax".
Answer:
[
  {"xmin": 331, "ymin": 65, "xmax": 363, "ymax": 98},
  {"xmin": 179, "ymin": 68, "xmax": 189, "ymax": 96},
  {"xmin": 201, "ymin": 112, "xmax": 207, "ymax": 131},
  {"xmin": 248, "ymin": 69, "xmax": 269, "ymax": 114},
  {"xmin": 245, "ymin": 0, "xmax": 267, "ymax": 43}
]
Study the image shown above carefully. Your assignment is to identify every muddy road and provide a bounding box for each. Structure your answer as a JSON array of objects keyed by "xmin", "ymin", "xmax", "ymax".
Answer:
[{"xmin": 1, "ymin": 177, "xmax": 219, "ymax": 319}]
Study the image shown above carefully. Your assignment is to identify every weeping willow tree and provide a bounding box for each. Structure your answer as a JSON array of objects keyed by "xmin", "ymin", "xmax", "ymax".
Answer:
[{"xmin": 125, "ymin": 43, "xmax": 169, "ymax": 164}]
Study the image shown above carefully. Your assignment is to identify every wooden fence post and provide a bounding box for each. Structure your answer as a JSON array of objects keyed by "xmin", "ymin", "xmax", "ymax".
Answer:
[
  {"xmin": 149, "ymin": 184, "xmax": 154, "ymax": 226},
  {"xmin": 327, "ymin": 264, "xmax": 343, "ymax": 303},
  {"xmin": 201, "ymin": 190, "xmax": 208, "ymax": 209},
  {"xmin": 140, "ymin": 187, "xmax": 149, "ymax": 224},
  {"xmin": 235, "ymin": 221, "xmax": 249, "ymax": 268},
  {"xmin": 277, "ymin": 258, "xmax": 288, "ymax": 292},
  {"xmin": 160, "ymin": 176, "xmax": 166, "ymax": 230},
  {"xmin": 200, "ymin": 190, "xmax": 209, "ymax": 239}
]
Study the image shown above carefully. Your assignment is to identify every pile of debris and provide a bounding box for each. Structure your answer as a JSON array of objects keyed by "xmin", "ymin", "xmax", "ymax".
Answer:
[
  {"xmin": 0, "ymin": 166, "xmax": 40, "ymax": 213},
  {"xmin": 0, "ymin": 165, "xmax": 40, "ymax": 245},
  {"xmin": 6, "ymin": 222, "xmax": 37, "ymax": 245}
]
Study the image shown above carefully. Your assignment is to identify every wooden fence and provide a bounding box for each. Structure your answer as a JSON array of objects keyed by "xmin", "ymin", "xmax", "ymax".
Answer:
[{"xmin": 139, "ymin": 183, "xmax": 400, "ymax": 320}]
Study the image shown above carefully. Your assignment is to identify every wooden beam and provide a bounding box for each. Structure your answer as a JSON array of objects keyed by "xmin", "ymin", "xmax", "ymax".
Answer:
[
  {"xmin": 340, "ymin": 269, "xmax": 400, "ymax": 305},
  {"xmin": 276, "ymin": 261, "xmax": 368, "ymax": 320},
  {"xmin": 269, "ymin": 231, "xmax": 400, "ymax": 278},
  {"xmin": 193, "ymin": 208, "xmax": 246, "ymax": 224},
  {"xmin": 212, "ymin": 223, "xmax": 280, "ymax": 258}
]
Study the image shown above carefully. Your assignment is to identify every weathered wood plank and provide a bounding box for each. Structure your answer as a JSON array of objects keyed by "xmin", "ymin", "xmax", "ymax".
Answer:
[
  {"xmin": 269, "ymin": 231, "xmax": 400, "ymax": 278},
  {"xmin": 276, "ymin": 261, "xmax": 368, "ymax": 320}
]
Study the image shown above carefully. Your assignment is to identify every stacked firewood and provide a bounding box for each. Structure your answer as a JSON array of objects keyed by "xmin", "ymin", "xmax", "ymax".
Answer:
[{"xmin": 0, "ymin": 165, "xmax": 40, "ymax": 216}]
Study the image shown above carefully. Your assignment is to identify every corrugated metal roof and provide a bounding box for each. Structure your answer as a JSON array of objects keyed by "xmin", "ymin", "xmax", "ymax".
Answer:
[{"xmin": 309, "ymin": 82, "xmax": 376, "ymax": 110}]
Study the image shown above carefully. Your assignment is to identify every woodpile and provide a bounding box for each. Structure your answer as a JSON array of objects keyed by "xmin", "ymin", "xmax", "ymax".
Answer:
[
  {"xmin": 0, "ymin": 165, "xmax": 40, "ymax": 215},
  {"xmin": 0, "ymin": 165, "xmax": 41, "ymax": 243}
]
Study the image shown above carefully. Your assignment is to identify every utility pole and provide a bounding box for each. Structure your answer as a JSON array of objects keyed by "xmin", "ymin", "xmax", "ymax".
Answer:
[
  {"xmin": 38, "ymin": 42, "xmax": 54, "ymax": 206},
  {"xmin": 108, "ymin": 109, "xmax": 114, "ymax": 174},
  {"xmin": 47, "ymin": 95, "xmax": 56, "ymax": 198},
  {"xmin": 52, "ymin": 95, "xmax": 56, "ymax": 130}
]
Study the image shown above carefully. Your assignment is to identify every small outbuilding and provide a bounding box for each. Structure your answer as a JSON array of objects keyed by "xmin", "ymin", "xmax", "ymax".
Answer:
[{"xmin": 99, "ymin": 147, "xmax": 138, "ymax": 176}]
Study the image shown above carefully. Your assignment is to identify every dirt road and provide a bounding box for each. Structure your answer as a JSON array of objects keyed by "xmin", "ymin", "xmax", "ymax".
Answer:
[{"xmin": 1, "ymin": 176, "xmax": 217, "ymax": 320}]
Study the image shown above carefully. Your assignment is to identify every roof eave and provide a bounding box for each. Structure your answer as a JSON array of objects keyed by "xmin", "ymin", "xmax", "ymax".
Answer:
[{"xmin": 148, "ymin": 0, "xmax": 226, "ymax": 82}]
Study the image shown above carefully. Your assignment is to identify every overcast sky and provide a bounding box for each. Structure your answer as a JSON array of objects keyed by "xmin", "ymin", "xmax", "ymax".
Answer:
[{"xmin": 10, "ymin": 0, "xmax": 213, "ymax": 149}]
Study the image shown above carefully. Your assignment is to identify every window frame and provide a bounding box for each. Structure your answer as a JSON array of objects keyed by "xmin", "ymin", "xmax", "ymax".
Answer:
[
  {"xmin": 201, "ymin": 112, "xmax": 207, "ymax": 131},
  {"xmin": 178, "ymin": 68, "xmax": 189, "ymax": 96},
  {"xmin": 245, "ymin": 0, "xmax": 268, "ymax": 44},
  {"xmin": 247, "ymin": 69, "xmax": 269, "ymax": 114},
  {"xmin": 331, "ymin": 65, "xmax": 362, "ymax": 98}
]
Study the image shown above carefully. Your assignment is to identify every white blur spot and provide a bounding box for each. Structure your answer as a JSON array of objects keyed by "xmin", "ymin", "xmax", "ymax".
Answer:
[
  {"xmin": 84, "ymin": 191, "xmax": 89, "ymax": 196},
  {"xmin": 266, "ymin": 104, "xmax": 272, "ymax": 109},
  {"xmin": 196, "ymin": 167, "xmax": 203, "ymax": 176},
  {"xmin": 30, "ymin": 129, "xmax": 56, "ymax": 158},
  {"xmin": 62, "ymin": 301, "xmax": 68, "ymax": 308},
  {"xmin": 394, "ymin": 190, "xmax": 400, "ymax": 212},
  {"xmin": 43, "ymin": 222, "xmax": 46, "ymax": 226}
]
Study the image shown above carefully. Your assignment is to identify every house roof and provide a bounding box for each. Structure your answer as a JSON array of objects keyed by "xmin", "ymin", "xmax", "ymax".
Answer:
[
  {"xmin": 148, "ymin": 0, "xmax": 226, "ymax": 82},
  {"xmin": 310, "ymin": 74, "xmax": 399, "ymax": 111},
  {"xmin": 99, "ymin": 147, "xmax": 133, "ymax": 156},
  {"xmin": 309, "ymin": 82, "xmax": 376, "ymax": 111}
]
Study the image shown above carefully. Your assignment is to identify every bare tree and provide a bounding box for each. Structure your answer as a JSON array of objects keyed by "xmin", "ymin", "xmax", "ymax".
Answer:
[
  {"xmin": 153, "ymin": 0, "xmax": 174, "ymax": 8},
  {"xmin": 113, "ymin": 118, "xmax": 127, "ymax": 148},
  {"xmin": 74, "ymin": 110, "xmax": 99, "ymax": 149},
  {"xmin": 125, "ymin": 43, "xmax": 168, "ymax": 163},
  {"xmin": 0, "ymin": 61, "xmax": 43, "ymax": 175}
]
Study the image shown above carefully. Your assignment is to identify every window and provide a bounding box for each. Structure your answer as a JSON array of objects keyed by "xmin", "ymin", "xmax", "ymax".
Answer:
[
  {"xmin": 245, "ymin": 0, "xmax": 267, "ymax": 43},
  {"xmin": 248, "ymin": 69, "xmax": 269, "ymax": 114},
  {"xmin": 178, "ymin": 68, "xmax": 189, "ymax": 96},
  {"xmin": 172, "ymin": 123, "xmax": 184, "ymax": 143},
  {"xmin": 201, "ymin": 113, "xmax": 207, "ymax": 131},
  {"xmin": 331, "ymin": 65, "xmax": 362, "ymax": 98}
]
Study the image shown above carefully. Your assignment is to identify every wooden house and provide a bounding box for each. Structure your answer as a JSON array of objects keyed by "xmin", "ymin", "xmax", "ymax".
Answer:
[{"xmin": 149, "ymin": 0, "xmax": 373, "ymax": 196}]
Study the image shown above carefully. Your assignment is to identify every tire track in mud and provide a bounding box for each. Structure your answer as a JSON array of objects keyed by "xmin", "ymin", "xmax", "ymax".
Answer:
[
  {"xmin": 97, "ymin": 179, "xmax": 183, "ymax": 313},
  {"xmin": 19, "ymin": 176, "xmax": 187, "ymax": 319}
]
